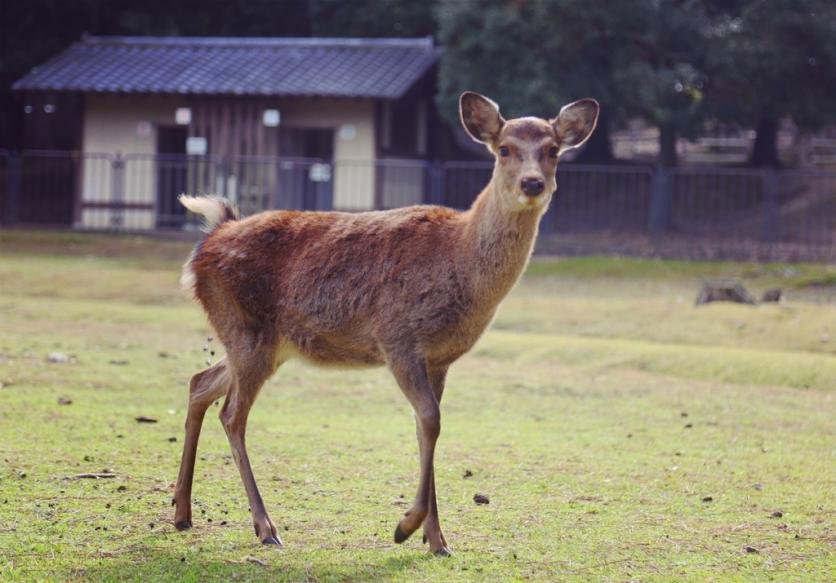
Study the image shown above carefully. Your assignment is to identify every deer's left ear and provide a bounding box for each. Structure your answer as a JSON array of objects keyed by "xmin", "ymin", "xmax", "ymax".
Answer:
[{"xmin": 551, "ymin": 99, "xmax": 599, "ymax": 155}]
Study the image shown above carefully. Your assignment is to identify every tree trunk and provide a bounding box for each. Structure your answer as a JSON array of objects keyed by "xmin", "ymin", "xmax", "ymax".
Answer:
[
  {"xmin": 574, "ymin": 105, "xmax": 614, "ymax": 164},
  {"xmin": 749, "ymin": 116, "xmax": 781, "ymax": 168},
  {"xmin": 659, "ymin": 123, "xmax": 678, "ymax": 167}
]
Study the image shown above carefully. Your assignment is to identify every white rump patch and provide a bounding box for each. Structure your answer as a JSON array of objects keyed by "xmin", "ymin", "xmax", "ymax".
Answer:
[{"xmin": 180, "ymin": 249, "xmax": 197, "ymax": 296}]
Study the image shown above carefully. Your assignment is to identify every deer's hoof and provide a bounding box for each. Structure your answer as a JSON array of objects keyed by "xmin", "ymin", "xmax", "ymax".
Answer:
[
  {"xmin": 174, "ymin": 520, "xmax": 193, "ymax": 531},
  {"xmin": 432, "ymin": 546, "xmax": 453, "ymax": 557},
  {"xmin": 394, "ymin": 523, "xmax": 412, "ymax": 544},
  {"xmin": 261, "ymin": 534, "xmax": 283, "ymax": 546}
]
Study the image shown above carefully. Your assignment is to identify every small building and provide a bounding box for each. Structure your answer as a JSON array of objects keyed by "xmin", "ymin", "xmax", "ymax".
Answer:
[{"xmin": 12, "ymin": 36, "xmax": 442, "ymax": 229}]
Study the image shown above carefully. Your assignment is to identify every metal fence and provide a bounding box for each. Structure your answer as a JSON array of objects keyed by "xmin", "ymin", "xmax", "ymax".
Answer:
[{"xmin": 1, "ymin": 150, "xmax": 833, "ymax": 260}]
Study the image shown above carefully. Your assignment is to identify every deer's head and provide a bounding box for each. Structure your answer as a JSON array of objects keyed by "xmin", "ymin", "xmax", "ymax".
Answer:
[{"xmin": 460, "ymin": 92, "xmax": 599, "ymax": 211}]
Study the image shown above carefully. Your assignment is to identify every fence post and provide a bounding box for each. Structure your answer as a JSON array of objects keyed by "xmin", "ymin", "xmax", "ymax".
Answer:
[
  {"xmin": 111, "ymin": 152, "xmax": 125, "ymax": 230},
  {"xmin": 427, "ymin": 160, "xmax": 444, "ymax": 206},
  {"xmin": 761, "ymin": 168, "xmax": 779, "ymax": 244},
  {"xmin": 648, "ymin": 166, "xmax": 671, "ymax": 239},
  {"xmin": 5, "ymin": 152, "xmax": 21, "ymax": 225}
]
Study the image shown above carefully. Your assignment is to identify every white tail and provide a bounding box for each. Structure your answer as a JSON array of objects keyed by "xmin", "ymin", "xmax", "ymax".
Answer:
[{"xmin": 179, "ymin": 195, "xmax": 237, "ymax": 232}]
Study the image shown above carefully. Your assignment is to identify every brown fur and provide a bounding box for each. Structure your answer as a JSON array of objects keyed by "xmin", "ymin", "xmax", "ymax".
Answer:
[{"xmin": 172, "ymin": 92, "xmax": 599, "ymax": 554}]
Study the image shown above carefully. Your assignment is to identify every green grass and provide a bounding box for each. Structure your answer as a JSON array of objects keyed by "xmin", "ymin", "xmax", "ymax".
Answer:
[{"xmin": 0, "ymin": 230, "xmax": 834, "ymax": 581}]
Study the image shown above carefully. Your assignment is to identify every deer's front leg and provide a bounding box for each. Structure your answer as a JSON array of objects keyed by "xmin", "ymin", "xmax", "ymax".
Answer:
[
  {"xmin": 389, "ymin": 354, "xmax": 451, "ymax": 556},
  {"xmin": 420, "ymin": 365, "xmax": 450, "ymax": 554}
]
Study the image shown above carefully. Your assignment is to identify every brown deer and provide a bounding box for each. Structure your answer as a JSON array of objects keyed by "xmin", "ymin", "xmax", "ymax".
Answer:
[{"xmin": 172, "ymin": 92, "xmax": 598, "ymax": 555}]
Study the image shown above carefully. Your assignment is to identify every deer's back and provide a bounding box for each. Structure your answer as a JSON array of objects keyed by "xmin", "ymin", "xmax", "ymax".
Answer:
[{"xmin": 190, "ymin": 205, "xmax": 492, "ymax": 367}]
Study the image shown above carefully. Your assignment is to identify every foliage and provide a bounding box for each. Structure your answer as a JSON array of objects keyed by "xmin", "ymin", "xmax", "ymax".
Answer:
[
  {"xmin": 436, "ymin": 1, "xmax": 714, "ymax": 164},
  {"xmin": 707, "ymin": 0, "xmax": 836, "ymax": 129},
  {"xmin": 309, "ymin": 0, "xmax": 437, "ymax": 38}
]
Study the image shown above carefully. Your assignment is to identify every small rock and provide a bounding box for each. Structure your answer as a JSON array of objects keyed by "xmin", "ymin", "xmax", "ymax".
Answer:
[
  {"xmin": 702, "ymin": 496, "xmax": 713, "ymax": 502},
  {"xmin": 473, "ymin": 493, "xmax": 490, "ymax": 505},
  {"xmin": 761, "ymin": 288, "xmax": 782, "ymax": 303},
  {"xmin": 18, "ymin": 471, "xmax": 26, "ymax": 478},
  {"xmin": 57, "ymin": 397, "xmax": 73, "ymax": 406},
  {"xmin": 463, "ymin": 470, "xmax": 473, "ymax": 479},
  {"xmin": 770, "ymin": 511, "xmax": 783, "ymax": 518},
  {"xmin": 47, "ymin": 352, "xmax": 70, "ymax": 364}
]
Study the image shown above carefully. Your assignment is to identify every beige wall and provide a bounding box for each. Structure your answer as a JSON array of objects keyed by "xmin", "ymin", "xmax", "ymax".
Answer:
[
  {"xmin": 80, "ymin": 94, "xmax": 378, "ymax": 229},
  {"xmin": 81, "ymin": 94, "xmax": 183, "ymax": 229}
]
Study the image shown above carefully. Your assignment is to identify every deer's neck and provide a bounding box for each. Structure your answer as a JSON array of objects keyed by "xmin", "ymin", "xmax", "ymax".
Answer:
[{"xmin": 460, "ymin": 182, "xmax": 543, "ymax": 304}]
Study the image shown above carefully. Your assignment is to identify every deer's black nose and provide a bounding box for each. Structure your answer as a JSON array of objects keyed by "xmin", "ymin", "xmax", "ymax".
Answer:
[{"xmin": 521, "ymin": 177, "xmax": 545, "ymax": 197}]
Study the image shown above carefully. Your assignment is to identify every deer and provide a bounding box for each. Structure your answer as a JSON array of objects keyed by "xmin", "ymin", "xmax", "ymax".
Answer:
[{"xmin": 172, "ymin": 92, "xmax": 598, "ymax": 556}]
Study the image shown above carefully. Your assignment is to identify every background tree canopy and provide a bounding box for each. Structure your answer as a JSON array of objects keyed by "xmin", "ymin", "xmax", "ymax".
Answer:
[{"xmin": 2, "ymin": 0, "xmax": 834, "ymax": 166}]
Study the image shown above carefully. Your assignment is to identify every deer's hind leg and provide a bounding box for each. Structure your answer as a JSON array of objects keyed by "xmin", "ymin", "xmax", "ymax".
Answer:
[
  {"xmin": 220, "ymin": 341, "xmax": 282, "ymax": 545},
  {"xmin": 173, "ymin": 357, "xmax": 231, "ymax": 530}
]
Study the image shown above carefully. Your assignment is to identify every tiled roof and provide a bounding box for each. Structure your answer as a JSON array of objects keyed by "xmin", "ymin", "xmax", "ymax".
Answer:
[{"xmin": 13, "ymin": 36, "xmax": 440, "ymax": 99}]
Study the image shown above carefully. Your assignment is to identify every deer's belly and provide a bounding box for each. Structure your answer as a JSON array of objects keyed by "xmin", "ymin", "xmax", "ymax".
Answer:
[{"xmin": 279, "ymin": 333, "xmax": 386, "ymax": 369}]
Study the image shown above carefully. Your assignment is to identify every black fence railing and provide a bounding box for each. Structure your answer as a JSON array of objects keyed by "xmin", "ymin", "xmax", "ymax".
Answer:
[{"xmin": 1, "ymin": 150, "xmax": 833, "ymax": 261}]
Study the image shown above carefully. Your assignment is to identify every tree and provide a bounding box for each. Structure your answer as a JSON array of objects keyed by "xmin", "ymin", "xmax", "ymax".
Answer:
[
  {"xmin": 309, "ymin": 0, "xmax": 437, "ymax": 38},
  {"xmin": 706, "ymin": 0, "xmax": 836, "ymax": 167},
  {"xmin": 436, "ymin": 0, "xmax": 713, "ymax": 166}
]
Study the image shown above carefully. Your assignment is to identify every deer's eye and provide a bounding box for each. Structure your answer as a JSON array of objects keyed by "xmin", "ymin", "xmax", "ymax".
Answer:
[
  {"xmin": 548, "ymin": 146, "xmax": 559, "ymax": 159},
  {"xmin": 498, "ymin": 146, "xmax": 510, "ymax": 157}
]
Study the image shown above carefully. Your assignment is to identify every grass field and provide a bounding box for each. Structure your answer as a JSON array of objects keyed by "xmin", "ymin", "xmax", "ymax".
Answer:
[{"xmin": 0, "ymin": 230, "xmax": 834, "ymax": 581}]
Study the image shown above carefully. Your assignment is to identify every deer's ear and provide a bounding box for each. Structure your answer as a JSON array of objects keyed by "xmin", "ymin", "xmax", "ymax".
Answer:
[
  {"xmin": 551, "ymin": 99, "xmax": 599, "ymax": 155},
  {"xmin": 459, "ymin": 92, "xmax": 505, "ymax": 144}
]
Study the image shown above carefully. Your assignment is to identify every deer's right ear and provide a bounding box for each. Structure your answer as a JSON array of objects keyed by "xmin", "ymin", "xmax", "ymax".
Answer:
[{"xmin": 459, "ymin": 92, "xmax": 505, "ymax": 145}]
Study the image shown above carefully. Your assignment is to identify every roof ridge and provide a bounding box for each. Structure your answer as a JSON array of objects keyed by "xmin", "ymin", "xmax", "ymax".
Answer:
[{"xmin": 81, "ymin": 35, "xmax": 434, "ymax": 49}]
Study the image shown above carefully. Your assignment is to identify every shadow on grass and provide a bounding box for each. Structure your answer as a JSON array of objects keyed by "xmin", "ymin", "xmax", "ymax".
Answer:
[{"xmin": 66, "ymin": 548, "xmax": 438, "ymax": 582}]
